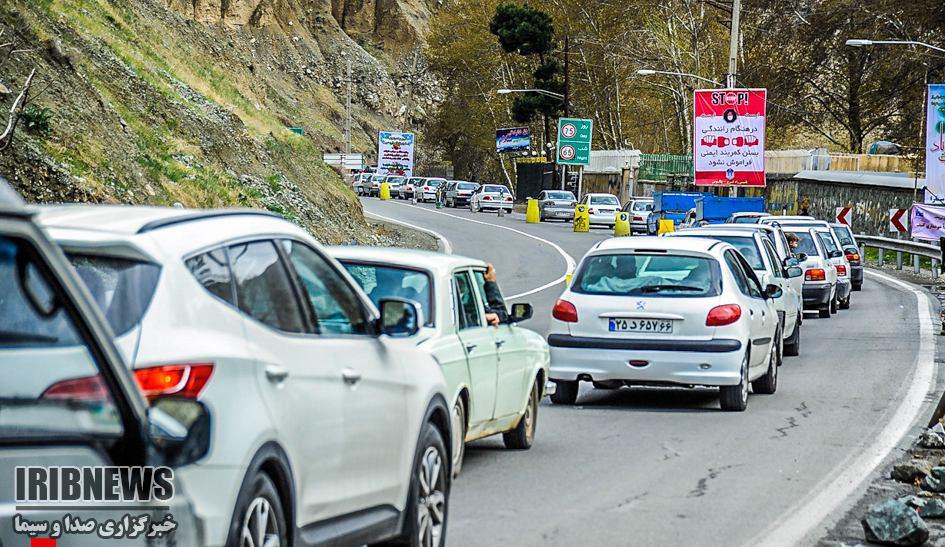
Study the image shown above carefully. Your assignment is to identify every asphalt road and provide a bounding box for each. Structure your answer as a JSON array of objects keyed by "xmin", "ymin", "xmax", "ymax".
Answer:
[{"xmin": 362, "ymin": 197, "xmax": 938, "ymax": 546}]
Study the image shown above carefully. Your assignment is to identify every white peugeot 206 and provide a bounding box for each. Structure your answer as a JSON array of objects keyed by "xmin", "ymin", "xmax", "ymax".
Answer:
[
  {"xmin": 35, "ymin": 205, "xmax": 454, "ymax": 547},
  {"xmin": 548, "ymin": 237, "xmax": 782, "ymax": 411}
]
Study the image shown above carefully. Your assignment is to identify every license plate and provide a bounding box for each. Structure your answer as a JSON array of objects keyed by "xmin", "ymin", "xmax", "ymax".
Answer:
[
  {"xmin": 608, "ymin": 318, "xmax": 674, "ymax": 333},
  {"xmin": 556, "ymin": 210, "xmax": 571, "ymax": 216}
]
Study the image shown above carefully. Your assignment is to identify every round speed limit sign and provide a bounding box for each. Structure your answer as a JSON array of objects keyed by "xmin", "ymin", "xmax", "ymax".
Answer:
[
  {"xmin": 561, "ymin": 123, "xmax": 577, "ymax": 139},
  {"xmin": 559, "ymin": 145, "xmax": 576, "ymax": 161}
]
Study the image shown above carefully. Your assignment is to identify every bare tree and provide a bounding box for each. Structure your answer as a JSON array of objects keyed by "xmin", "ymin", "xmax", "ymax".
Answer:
[{"xmin": 0, "ymin": 24, "xmax": 38, "ymax": 152}]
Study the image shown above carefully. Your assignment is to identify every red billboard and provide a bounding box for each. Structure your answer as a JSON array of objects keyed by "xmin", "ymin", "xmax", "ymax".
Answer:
[{"xmin": 693, "ymin": 89, "xmax": 767, "ymax": 186}]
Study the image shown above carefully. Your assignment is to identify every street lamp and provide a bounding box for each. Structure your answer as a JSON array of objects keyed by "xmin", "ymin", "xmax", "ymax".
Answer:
[
  {"xmin": 497, "ymin": 88, "xmax": 566, "ymax": 100},
  {"xmin": 845, "ymin": 39, "xmax": 945, "ymax": 54},
  {"xmin": 635, "ymin": 69, "xmax": 724, "ymax": 87}
]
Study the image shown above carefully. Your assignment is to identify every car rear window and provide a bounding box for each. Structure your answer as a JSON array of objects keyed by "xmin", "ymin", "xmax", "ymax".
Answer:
[
  {"xmin": 67, "ymin": 254, "xmax": 161, "ymax": 336},
  {"xmin": 817, "ymin": 231, "xmax": 839, "ymax": 254},
  {"xmin": 590, "ymin": 195, "xmax": 619, "ymax": 206},
  {"xmin": 675, "ymin": 235, "xmax": 764, "ymax": 270},
  {"xmin": 546, "ymin": 192, "xmax": 574, "ymax": 200},
  {"xmin": 572, "ymin": 253, "xmax": 721, "ymax": 297},
  {"xmin": 732, "ymin": 216, "xmax": 760, "ymax": 224},
  {"xmin": 341, "ymin": 262, "xmax": 434, "ymax": 327},
  {"xmin": 483, "ymin": 185, "xmax": 509, "ymax": 193},
  {"xmin": 458, "ymin": 183, "xmax": 478, "ymax": 190},
  {"xmin": 833, "ymin": 226, "xmax": 855, "ymax": 247},
  {"xmin": 631, "ymin": 201, "xmax": 653, "ymax": 211},
  {"xmin": 786, "ymin": 231, "xmax": 819, "ymax": 257}
]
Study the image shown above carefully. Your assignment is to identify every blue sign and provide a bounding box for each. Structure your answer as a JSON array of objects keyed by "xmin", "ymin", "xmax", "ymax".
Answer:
[{"xmin": 496, "ymin": 127, "xmax": 531, "ymax": 153}]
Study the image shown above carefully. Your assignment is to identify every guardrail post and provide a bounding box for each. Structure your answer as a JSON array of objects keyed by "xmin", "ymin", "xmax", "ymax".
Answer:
[
  {"xmin": 914, "ymin": 254, "xmax": 921, "ymax": 274},
  {"xmin": 897, "ymin": 250, "xmax": 903, "ymax": 270},
  {"xmin": 878, "ymin": 245, "xmax": 885, "ymax": 266},
  {"xmin": 933, "ymin": 259, "xmax": 940, "ymax": 278}
]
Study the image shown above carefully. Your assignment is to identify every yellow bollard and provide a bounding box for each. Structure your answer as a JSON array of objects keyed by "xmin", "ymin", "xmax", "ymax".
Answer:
[
  {"xmin": 657, "ymin": 218, "xmax": 675, "ymax": 235},
  {"xmin": 379, "ymin": 182, "xmax": 391, "ymax": 200},
  {"xmin": 573, "ymin": 204, "xmax": 589, "ymax": 232},
  {"xmin": 565, "ymin": 273, "xmax": 572, "ymax": 286},
  {"xmin": 614, "ymin": 212, "xmax": 631, "ymax": 237},
  {"xmin": 526, "ymin": 198, "xmax": 540, "ymax": 223}
]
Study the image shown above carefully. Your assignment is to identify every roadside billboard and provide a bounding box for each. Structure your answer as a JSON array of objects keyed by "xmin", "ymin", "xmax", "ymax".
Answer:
[
  {"xmin": 377, "ymin": 131, "xmax": 414, "ymax": 176},
  {"xmin": 911, "ymin": 203, "xmax": 945, "ymax": 240},
  {"xmin": 693, "ymin": 89, "xmax": 767, "ymax": 186},
  {"xmin": 926, "ymin": 84, "xmax": 945, "ymax": 204},
  {"xmin": 496, "ymin": 127, "xmax": 531, "ymax": 153}
]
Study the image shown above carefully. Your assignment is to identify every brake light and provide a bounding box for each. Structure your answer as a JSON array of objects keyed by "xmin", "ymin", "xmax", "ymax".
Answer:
[
  {"xmin": 836, "ymin": 264, "xmax": 847, "ymax": 276},
  {"xmin": 805, "ymin": 269, "xmax": 826, "ymax": 281},
  {"xmin": 134, "ymin": 363, "xmax": 214, "ymax": 401},
  {"xmin": 633, "ymin": 216, "xmax": 643, "ymax": 221},
  {"xmin": 41, "ymin": 375, "xmax": 108, "ymax": 401},
  {"xmin": 706, "ymin": 304, "xmax": 741, "ymax": 326},
  {"xmin": 483, "ymin": 196, "xmax": 492, "ymax": 201},
  {"xmin": 504, "ymin": 196, "xmax": 513, "ymax": 202},
  {"xmin": 552, "ymin": 299, "xmax": 578, "ymax": 322},
  {"xmin": 846, "ymin": 252, "xmax": 859, "ymax": 262}
]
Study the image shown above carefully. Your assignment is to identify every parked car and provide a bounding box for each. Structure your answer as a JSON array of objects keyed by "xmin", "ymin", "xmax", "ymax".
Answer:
[
  {"xmin": 830, "ymin": 222, "xmax": 863, "ymax": 291},
  {"xmin": 331, "ymin": 247, "xmax": 551, "ymax": 475},
  {"xmin": 814, "ymin": 226, "xmax": 852, "ymax": 309},
  {"xmin": 445, "ymin": 181, "xmax": 481, "ymax": 208},
  {"xmin": 621, "ymin": 197, "xmax": 654, "ymax": 232},
  {"xmin": 37, "ymin": 205, "xmax": 453, "ymax": 547},
  {"xmin": 402, "ymin": 176, "xmax": 425, "ymax": 200},
  {"xmin": 782, "ymin": 227, "xmax": 839, "ymax": 318},
  {"xmin": 0, "ymin": 183, "xmax": 206, "ymax": 547},
  {"xmin": 668, "ymin": 227, "xmax": 804, "ymax": 356},
  {"xmin": 726, "ymin": 211, "xmax": 771, "ymax": 223},
  {"xmin": 579, "ymin": 193, "xmax": 621, "ymax": 227},
  {"xmin": 470, "ymin": 184, "xmax": 514, "ymax": 213},
  {"xmin": 548, "ymin": 236, "xmax": 781, "ymax": 411},
  {"xmin": 420, "ymin": 178, "xmax": 447, "ymax": 202},
  {"xmin": 537, "ymin": 190, "xmax": 577, "ymax": 221}
]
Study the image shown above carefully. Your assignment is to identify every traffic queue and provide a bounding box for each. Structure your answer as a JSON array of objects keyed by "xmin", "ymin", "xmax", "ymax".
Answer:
[{"xmin": 2, "ymin": 173, "xmax": 860, "ymax": 547}]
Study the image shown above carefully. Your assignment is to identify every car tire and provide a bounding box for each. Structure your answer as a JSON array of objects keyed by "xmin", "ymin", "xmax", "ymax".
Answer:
[
  {"xmin": 549, "ymin": 380, "xmax": 578, "ymax": 405},
  {"xmin": 384, "ymin": 422, "xmax": 449, "ymax": 547},
  {"xmin": 752, "ymin": 334, "xmax": 779, "ymax": 395},
  {"xmin": 719, "ymin": 352, "xmax": 749, "ymax": 411},
  {"xmin": 784, "ymin": 313, "xmax": 801, "ymax": 357},
  {"xmin": 839, "ymin": 296, "xmax": 850, "ymax": 310},
  {"xmin": 503, "ymin": 379, "xmax": 539, "ymax": 450},
  {"xmin": 818, "ymin": 305, "xmax": 830, "ymax": 318},
  {"xmin": 450, "ymin": 398, "xmax": 466, "ymax": 478},
  {"xmin": 226, "ymin": 471, "xmax": 288, "ymax": 547},
  {"xmin": 852, "ymin": 283, "xmax": 862, "ymax": 291}
]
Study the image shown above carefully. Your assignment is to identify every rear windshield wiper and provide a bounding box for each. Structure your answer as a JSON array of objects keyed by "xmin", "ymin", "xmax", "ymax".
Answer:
[
  {"xmin": 0, "ymin": 330, "xmax": 59, "ymax": 344},
  {"xmin": 637, "ymin": 284, "xmax": 705, "ymax": 293}
]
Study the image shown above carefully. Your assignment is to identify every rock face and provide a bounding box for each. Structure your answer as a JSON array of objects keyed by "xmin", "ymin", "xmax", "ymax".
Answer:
[
  {"xmin": 893, "ymin": 460, "xmax": 934, "ymax": 483},
  {"xmin": 861, "ymin": 499, "xmax": 930, "ymax": 546}
]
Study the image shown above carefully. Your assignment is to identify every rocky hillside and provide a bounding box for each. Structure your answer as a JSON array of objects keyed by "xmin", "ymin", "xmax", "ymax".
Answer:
[{"xmin": 0, "ymin": 0, "xmax": 440, "ymax": 243}]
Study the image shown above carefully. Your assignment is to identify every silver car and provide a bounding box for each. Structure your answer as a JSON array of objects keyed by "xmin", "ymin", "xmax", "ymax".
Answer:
[
  {"xmin": 538, "ymin": 190, "xmax": 577, "ymax": 221},
  {"xmin": 621, "ymin": 197, "xmax": 654, "ymax": 232}
]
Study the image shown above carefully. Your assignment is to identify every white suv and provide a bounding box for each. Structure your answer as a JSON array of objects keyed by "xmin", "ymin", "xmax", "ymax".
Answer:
[{"xmin": 36, "ymin": 206, "xmax": 453, "ymax": 547}]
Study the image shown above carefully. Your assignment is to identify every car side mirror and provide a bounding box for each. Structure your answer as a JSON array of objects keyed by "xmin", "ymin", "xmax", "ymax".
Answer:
[
  {"xmin": 829, "ymin": 250, "xmax": 843, "ymax": 258},
  {"xmin": 763, "ymin": 284, "xmax": 783, "ymax": 299},
  {"xmin": 378, "ymin": 297, "xmax": 422, "ymax": 337},
  {"xmin": 786, "ymin": 266, "xmax": 803, "ymax": 278},
  {"xmin": 783, "ymin": 256, "xmax": 799, "ymax": 268},
  {"xmin": 148, "ymin": 397, "xmax": 211, "ymax": 467},
  {"xmin": 510, "ymin": 302, "xmax": 533, "ymax": 323}
]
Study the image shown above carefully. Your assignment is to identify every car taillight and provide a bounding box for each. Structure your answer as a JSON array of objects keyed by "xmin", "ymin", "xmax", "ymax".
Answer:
[
  {"xmin": 633, "ymin": 216, "xmax": 643, "ymax": 221},
  {"xmin": 483, "ymin": 195, "xmax": 492, "ymax": 201},
  {"xmin": 41, "ymin": 375, "xmax": 109, "ymax": 401},
  {"xmin": 836, "ymin": 264, "xmax": 847, "ymax": 276},
  {"xmin": 504, "ymin": 196, "xmax": 512, "ymax": 202},
  {"xmin": 552, "ymin": 299, "xmax": 578, "ymax": 322},
  {"xmin": 846, "ymin": 252, "xmax": 859, "ymax": 262},
  {"xmin": 805, "ymin": 268, "xmax": 826, "ymax": 281},
  {"xmin": 706, "ymin": 304, "xmax": 741, "ymax": 326},
  {"xmin": 134, "ymin": 363, "xmax": 214, "ymax": 401}
]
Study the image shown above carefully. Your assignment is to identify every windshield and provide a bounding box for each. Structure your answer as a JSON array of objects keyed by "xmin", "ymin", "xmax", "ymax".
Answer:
[
  {"xmin": 590, "ymin": 195, "xmax": 619, "ymax": 206},
  {"xmin": 0, "ymin": 236, "xmax": 123, "ymax": 441},
  {"xmin": 546, "ymin": 192, "xmax": 574, "ymax": 200},
  {"xmin": 631, "ymin": 201, "xmax": 654, "ymax": 212},
  {"xmin": 833, "ymin": 226, "xmax": 855, "ymax": 246},
  {"xmin": 67, "ymin": 254, "xmax": 161, "ymax": 336},
  {"xmin": 341, "ymin": 262, "xmax": 434, "ymax": 327},
  {"xmin": 573, "ymin": 253, "xmax": 721, "ymax": 297},
  {"xmin": 786, "ymin": 231, "xmax": 819, "ymax": 257}
]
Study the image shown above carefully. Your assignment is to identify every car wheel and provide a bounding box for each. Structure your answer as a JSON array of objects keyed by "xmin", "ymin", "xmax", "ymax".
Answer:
[
  {"xmin": 228, "ymin": 472, "xmax": 287, "ymax": 547},
  {"xmin": 719, "ymin": 352, "xmax": 749, "ymax": 411},
  {"xmin": 396, "ymin": 422, "xmax": 449, "ymax": 547},
  {"xmin": 852, "ymin": 283, "xmax": 862, "ymax": 291},
  {"xmin": 450, "ymin": 399, "xmax": 466, "ymax": 478},
  {"xmin": 784, "ymin": 313, "xmax": 801, "ymax": 357},
  {"xmin": 751, "ymin": 333, "xmax": 779, "ymax": 395},
  {"xmin": 549, "ymin": 380, "xmax": 578, "ymax": 405},
  {"xmin": 839, "ymin": 296, "xmax": 850, "ymax": 310},
  {"xmin": 503, "ymin": 379, "xmax": 539, "ymax": 450}
]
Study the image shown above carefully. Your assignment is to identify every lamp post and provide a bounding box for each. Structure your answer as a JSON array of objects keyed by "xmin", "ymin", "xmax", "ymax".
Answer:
[
  {"xmin": 635, "ymin": 69, "xmax": 724, "ymax": 87},
  {"xmin": 845, "ymin": 39, "xmax": 945, "ymax": 54},
  {"xmin": 497, "ymin": 88, "xmax": 565, "ymax": 100}
]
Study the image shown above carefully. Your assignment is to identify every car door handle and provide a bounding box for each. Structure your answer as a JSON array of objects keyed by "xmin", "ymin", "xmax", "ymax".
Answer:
[
  {"xmin": 341, "ymin": 368, "xmax": 362, "ymax": 385},
  {"xmin": 465, "ymin": 344, "xmax": 477, "ymax": 353},
  {"xmin": 265, "ymin": 365, "xmax": 289, "ymax": 383},
  {"xmin": 495, "ymin": 339, "xmax": 505, "ymax": 348}
]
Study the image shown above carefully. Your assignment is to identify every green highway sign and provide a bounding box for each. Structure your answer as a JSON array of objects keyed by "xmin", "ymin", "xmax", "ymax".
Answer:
[{"xmin": 556, "ymin": 117, "xmax": 593, "ymax": 166}]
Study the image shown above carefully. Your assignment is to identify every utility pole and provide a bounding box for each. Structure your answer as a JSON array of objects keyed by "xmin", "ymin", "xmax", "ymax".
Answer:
[
  {"xmin": 345, "ymin": 59, "xmax": 352, "ymax": 155},
  {"xmin": 726, "ymin": 0, "xmax": 741, "ymax": 89},
  {"xmin": 561, "ymin": 35, "xmax": 570, "ymax": 191}
]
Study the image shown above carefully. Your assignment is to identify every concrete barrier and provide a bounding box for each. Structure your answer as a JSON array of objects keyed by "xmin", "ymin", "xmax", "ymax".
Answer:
[
  {"xmin": 379, "ymin": 183, "xmax": 391, "ymax": 200},
  {"xmin": 573, "ymin": 204, "xmax": 589, "ymax": 233},
  {"xmin": 526, "ymin": 198, "xmax": 540, "ymax": 223}
]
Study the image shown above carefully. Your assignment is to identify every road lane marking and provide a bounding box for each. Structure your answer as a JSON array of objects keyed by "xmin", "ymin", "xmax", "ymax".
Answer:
[
  {"xmin": 378, "ymin": 201, "xmax": 576, "ymax": 300},
  {"xmin": 364, "ymin": 210, "xmax": 453, "ymax": 254},
  {"xmin": 752, "ymin": 269, "xmax": 937, "ymax": 546}
]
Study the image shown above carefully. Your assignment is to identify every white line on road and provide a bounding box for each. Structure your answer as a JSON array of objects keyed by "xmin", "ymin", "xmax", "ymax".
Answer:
[
  {"xmin": 365, "ymin": 210, "xmax": 454, "ymax": 254},
  {"xmin": 384, "ymin": 202, "xmax": 576, "ymax": 300},
  {"xmin": 752, "ymin": 269, "xmax": 937, "ymax": 546}
]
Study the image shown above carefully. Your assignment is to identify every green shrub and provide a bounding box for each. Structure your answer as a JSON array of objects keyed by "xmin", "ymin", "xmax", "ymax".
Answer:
[{"xmin": 21, "ymin": 104, "xmax": 53, "ymax": 135}]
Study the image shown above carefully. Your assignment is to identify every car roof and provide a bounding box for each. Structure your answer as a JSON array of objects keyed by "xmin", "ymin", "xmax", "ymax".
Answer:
[
  {"xmin": 327, "ymin": 246, "xmax": 486, "ymax": 274},
  {"xmin": 672, "ymin": 228, "xmax": 758, "ymax": 239},
  {"xmin": 762, "ymin": 215, "xmax": 815, "ymax": 221},
  {"xmin": 731, "ymin": 211, "xmax": 769, "ymax": 216},
  {"xmin": 586, "ymin": 193, "xmax": 617, "ymax": 196},
  {"xmin": 33, "ymin": 204, "xmax": 280, "ymax": 235},
  {"xmin": 591, "ymin": 235, "xmax": 725, "ymax": 254}
]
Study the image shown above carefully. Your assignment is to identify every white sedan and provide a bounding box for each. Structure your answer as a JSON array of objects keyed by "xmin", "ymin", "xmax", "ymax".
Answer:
[
  {"xmin": 470, "ymin": 183, "xmax": 514, "ymax": 213},
  {"xmin": 331, "ymin": 247, "xmax": 551, "ymax": 474},
  {"xmin": 579, "ymin": 193, "xmax": 621, "ymax": 227},
  {"xmin": 548, "ymin": 236, "xmax": 781, "ymax": 411}
]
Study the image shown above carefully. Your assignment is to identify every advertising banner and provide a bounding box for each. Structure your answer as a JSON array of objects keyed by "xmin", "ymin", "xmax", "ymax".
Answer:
[
  {"xmin": 926, "ymin": 84, "xmax": 945, "ymax": 203},
  {"xmin": 910, "ymin": 203, "xmax": 945, "ymax": 240},
  {"xmin": 693, "ymin": 89, "xmax": 767, "ymax": 186},
  {"xmin": 377, "ymin": 131, "xmax": 414, "ymax": 176},
  {"xmin": 496, "ymin": 127, "xmax": 531, "ymax": 153}
]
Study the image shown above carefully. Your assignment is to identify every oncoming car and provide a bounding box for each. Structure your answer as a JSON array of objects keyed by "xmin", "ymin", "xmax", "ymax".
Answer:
[
  {"xmin": 330, "ymin": 247, "xmax": 551, "ymax": 476},
  {"xmin": 548, "ymin": 237, "xmax": 782, "ymax": 411}
]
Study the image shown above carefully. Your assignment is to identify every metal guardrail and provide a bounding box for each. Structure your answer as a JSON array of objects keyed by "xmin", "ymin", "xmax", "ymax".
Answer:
[{"xmin": 856, "ymin": 234, "xmax": 941, "ymax": 276}]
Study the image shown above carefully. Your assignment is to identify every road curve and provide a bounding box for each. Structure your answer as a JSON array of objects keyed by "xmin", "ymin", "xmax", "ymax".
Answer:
[{"xmin": 361, "ymin": 197, "xmax": 940, "ymax": 546}]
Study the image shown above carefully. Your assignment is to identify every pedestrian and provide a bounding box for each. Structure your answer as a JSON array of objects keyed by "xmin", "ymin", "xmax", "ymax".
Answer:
[{"xmin": 482, "ymin": 263, "xmax": 509, "ymax": 326}]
